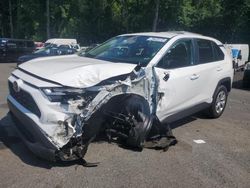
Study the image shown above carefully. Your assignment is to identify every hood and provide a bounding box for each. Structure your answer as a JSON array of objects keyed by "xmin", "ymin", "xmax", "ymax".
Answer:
[{"xmin": 18, "ymin": 55, "xmax": 137, "ymax": 88}]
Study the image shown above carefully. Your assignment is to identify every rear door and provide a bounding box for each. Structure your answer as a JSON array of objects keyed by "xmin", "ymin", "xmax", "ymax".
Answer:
[{"xmin": 192, "ymin": 39, "xmax": 226, "ymax": 103}]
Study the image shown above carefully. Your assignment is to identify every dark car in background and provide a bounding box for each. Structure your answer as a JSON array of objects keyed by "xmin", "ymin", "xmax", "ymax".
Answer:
[
  {"xmin": 243, "ymin": 62, "xmax": 250, "ymax": 88},
  {"xmin": 18, "ymin": 44, "xmax": 77, "ymax": 65},
  {"xmin": 0, "ymin": 38, "xmax": 35, "ymax": 62}
]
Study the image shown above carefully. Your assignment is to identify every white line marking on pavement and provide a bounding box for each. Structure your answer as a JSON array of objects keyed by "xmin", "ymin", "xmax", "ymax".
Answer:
[{"xmin": 193, "ymin": 139, "xmax": 206, "ymax": 144}]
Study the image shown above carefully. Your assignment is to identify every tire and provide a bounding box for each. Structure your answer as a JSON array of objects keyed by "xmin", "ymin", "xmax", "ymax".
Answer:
[
  {"xmin": 120, "ymin": 96, "xmax": 152, "ymax": 149},
  {"xmin": 206, "ymin": 85, "xmax": 228, "ymax": 118}
]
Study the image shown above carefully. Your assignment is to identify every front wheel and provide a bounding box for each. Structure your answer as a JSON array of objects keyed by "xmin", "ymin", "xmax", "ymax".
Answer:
[
  {"xmin": 206, "ymin": 85, "xmax": 228, "ymax": 118},
  {"xmin": 107, "ymin": 96, "xmax": 152, "ymax": 149}
]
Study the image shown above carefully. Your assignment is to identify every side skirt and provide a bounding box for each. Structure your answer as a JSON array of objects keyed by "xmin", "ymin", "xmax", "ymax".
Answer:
[{"xmin": 161, "ymin": 102, "xmax": 211, "ymax": 124}]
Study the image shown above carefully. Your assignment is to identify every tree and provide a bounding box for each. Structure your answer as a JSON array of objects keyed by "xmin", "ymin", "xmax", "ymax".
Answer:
[
  {"xmin": 46, "ymin": 0, "xmax": 50, "ymax": 38},
  {"xmin": 8, "ymin": 0, "xmax": 13, "ymax": 38},
  {"xmin": 0, "ymin": 0, "xmax": 249, "ymax": 45},
  {"xmin": 152, "ymin": 0, "xmax": 160, "ymax": 31}
]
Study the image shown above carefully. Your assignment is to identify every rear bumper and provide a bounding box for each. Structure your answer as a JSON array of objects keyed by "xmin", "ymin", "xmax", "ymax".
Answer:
[{"xmin": 7, "ymin": 96, "xmax": 58, "ymax": 161}]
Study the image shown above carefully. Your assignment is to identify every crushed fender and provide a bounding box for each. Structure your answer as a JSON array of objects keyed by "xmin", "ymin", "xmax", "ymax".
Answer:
[{"xmin": 46, "ymin": 65, "xmax": 177, "ymax": 163}]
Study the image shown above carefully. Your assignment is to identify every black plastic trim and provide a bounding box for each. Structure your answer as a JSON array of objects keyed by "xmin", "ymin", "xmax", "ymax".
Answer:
[
  {"xmin": 214, "ymin": 77, "xmax": 232, "ymax": 96},
  {"xmin": 161, "ymin": 102, "xmax": 210, "ymax": 124}
]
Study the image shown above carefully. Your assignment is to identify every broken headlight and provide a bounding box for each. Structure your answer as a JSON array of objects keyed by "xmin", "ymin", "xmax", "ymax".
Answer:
[{"xmin": 41, "ymin": 87, "xmax": 99, "ymax": 103}]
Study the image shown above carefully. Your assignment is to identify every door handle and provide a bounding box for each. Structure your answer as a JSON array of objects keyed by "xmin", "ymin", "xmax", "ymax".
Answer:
[
  {"xmin": 163, "ymin": 72, "xmax": 170, "ymax": 81},
  {"xmin": 216, "ymin": 67, "xmax": 223, "ymax": 71},
  {"xmin": 190, "ymin": 74, "xmax": 200, "ymax": 80}
]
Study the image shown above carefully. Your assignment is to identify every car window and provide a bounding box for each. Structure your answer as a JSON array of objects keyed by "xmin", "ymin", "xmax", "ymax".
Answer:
[
  {"xmin": 212, "ymin": 42, "xmax": 224, "ymax": 61},
  {"xmin": 7, "ymin": 41, "xmax": 17, "ymax": 48},
  {"xmin": 27, "ymin": 41, "xmax": 34, "ymax": 48},
  {"xmin": 157, "ymin": 39, "xmax": 193, "ymax": 69},
  {"xmin": 197, "ymin": 39, "xmax": 214, "ymax": 64},
  {"xmin": 50, "ymin": 48, "xmax": 60, "ymax": 55},
  {"xmin": 16, "ymin": 41, "xmax": 26, "ymax": 48},
  {"xmin": 35, "ymin": 47, "xmax": 51, "ymax": 55},
  {"xmin": 0, "ymin": 39, "xmax": 7, "ymax": 47},
  {"xmin": 59, "ymin": 45, "xmax": 69, "ymax": 49}
]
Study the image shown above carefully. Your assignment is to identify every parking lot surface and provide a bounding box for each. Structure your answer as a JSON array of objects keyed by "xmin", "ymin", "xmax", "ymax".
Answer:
[{"xmin": 0, "ymin": 63, "xmax": 250, "ymax": 188}]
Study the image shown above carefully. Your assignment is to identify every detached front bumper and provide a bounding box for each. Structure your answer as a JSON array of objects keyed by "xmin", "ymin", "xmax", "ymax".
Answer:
[{"xmin": 7, "ymin": 95, "xmax": 58, "ymax": 161}]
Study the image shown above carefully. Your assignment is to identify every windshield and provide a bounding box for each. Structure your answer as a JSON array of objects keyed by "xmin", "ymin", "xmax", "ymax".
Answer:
[
  {"xmin": 35, "ymin": 47, "xmax": 51, "ymax": 54},
  {"xmin": 80, "ymin": 35, "xmax": 169, "ymax": 66},
  {"xmin": 34, "ymin": 45, "xmax": 60, "ymax": 55}
]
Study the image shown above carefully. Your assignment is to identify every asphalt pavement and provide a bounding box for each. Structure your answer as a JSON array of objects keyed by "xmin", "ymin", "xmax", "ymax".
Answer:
[{"xmin": 0, "ymin": 63, "xmax": 249, "ymax": 188}]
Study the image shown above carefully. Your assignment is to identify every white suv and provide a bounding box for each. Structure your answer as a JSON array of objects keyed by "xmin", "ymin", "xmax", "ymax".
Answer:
[{"xmin": 7, "ymin": 32, "xmax": 234, "ymax": 161}]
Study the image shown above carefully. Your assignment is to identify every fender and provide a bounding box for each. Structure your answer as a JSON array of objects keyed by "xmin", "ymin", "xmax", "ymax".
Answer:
[
  {"xmin": 213, "ymin": 77, "xmax": 232, "ymax": 99},
  {"xmin": 80, "ymin": 93, "xmax": 153, "ymax": 148}
]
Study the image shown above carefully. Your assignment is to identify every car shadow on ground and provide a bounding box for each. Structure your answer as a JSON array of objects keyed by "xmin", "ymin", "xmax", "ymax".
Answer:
[
  {"xmin": 0, "ymin": 111, "xmax": 204, "ymax": 169},
  {"xmin": 169, "ymin": 116, "xmax": 198, "ymax": 129}
]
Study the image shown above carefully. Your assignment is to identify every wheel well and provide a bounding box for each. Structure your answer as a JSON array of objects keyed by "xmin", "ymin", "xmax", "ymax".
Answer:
[
  {"xmin": 82, "ymin": 94, "xmax": 149, "ymax": 142},
  {"xmin": 85, "ymin": 93, "xmax": 150, "ymax": 124},
  {"xmin": 101, "ymin": 93, "xmax": 150, "ymax": 113},
  {"xmin": 219, "ymin": 78, "xmax": 231, "ymax": 92},
  {"xmin": 212, "ymin": 78, "xmax": 231, "ymax": 100}
]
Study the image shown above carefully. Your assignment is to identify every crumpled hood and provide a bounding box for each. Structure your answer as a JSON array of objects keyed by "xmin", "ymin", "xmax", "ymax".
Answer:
[{"xmin": 19, "ymin": 55, "xmax": 137, "ymax": 88}]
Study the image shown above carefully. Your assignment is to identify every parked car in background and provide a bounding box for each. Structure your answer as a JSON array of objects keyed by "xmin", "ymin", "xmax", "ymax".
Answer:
[
  {"xmin": 8, "ymin": 32, "xmax": 234, "ymax": 161},
  {"xmin": 45, "ymin": 38, "xmax": 80, "ymax": 51},
  {"xmin": 0, "ymin": 38, "xmax": 35, "ymax": 62},
  {"xmin": 17, "ymin": 44, "xmax": 77, "ymax": 64},
  {"xmin": 243, "ymin": 62, "xmax": 250, "ymax": 88},
  {"xmin": 34, "ymin": 42, "xmax": 44, "ymax": 50},
  {"xmin": 78, "ymin": 43, "xmax": 100, "ymax": 55}
]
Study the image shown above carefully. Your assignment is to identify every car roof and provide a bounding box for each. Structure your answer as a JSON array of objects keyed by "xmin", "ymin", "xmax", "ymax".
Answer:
[
  {"xmin": 120, "ymin": 31, "xmax": 202, "ymax": 38},
  {"xmin": 45, "ymin": 38, "xmax": 77, "ymax": 45},
  {"xmin": 120, "ymin": 31, "xmax": 222, "ymax": 45}
]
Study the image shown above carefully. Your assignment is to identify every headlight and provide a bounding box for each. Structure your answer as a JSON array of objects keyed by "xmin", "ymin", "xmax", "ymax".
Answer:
[{"xmin": 41, "ymin": 87, "xmax": 98, "ymax": 103}]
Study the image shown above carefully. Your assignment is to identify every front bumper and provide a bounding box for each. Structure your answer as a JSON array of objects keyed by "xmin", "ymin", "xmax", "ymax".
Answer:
[
  {"xmin": 8, "ymin": 96, "xmax": 58, "ymax": 161},
  {"xmin": 7, "ymin": 73, "xmax": 95, "ymax": 161}
]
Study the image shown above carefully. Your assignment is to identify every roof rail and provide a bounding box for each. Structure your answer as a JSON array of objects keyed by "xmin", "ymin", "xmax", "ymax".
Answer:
[{"xmin": 160, "ymin": 31, "xmax": 202, "ymax": 35}]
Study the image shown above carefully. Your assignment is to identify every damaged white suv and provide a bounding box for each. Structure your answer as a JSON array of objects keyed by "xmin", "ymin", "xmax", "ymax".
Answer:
[{"xmin": 8, "ymin": 32, "xmax": 233, "ymax": 161}]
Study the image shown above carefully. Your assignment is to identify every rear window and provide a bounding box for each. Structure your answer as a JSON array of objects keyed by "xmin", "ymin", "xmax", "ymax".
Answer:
[
  {"xmin": 197, "ymin": 39, "xmax": 214, "ymax": 64},
  {"xmin": 212, "ymin": 42, "xmax": 224, "ymax": 61},
  {"xmin": 197, "ymin": 39, "xmax": 225, "ymax": 64}
]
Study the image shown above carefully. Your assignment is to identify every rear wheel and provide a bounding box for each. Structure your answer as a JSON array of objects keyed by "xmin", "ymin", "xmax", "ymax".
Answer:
[{"xmin": 206, "ymin": 85, "xmax": 228, "ymax": 118}]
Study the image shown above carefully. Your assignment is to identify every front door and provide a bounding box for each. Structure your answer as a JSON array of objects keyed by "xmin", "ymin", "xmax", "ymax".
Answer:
[{"xmin": 154, "ymin": 38, "xmax": 203, "ymax": 121}]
